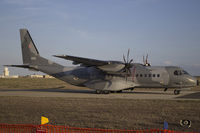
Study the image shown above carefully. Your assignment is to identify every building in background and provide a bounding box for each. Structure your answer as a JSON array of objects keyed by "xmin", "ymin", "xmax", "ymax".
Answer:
[
  {"xmin": 3, "ymin": 67, "xmax": 9, "ymax": 77},
  {"xmin": 0, "ymin": 67, "xmax": 54, "ymax": 78},
  {"xmin": 29, "ymin": 74, "xmax": 44, "ymax": 78},
  {"xmin": 43, "ymin": 75, "xmax": 54, "ymax": 78},
  {"xmin": 0, "ymin": 67, "xmax": 18, "ymax": 78}
]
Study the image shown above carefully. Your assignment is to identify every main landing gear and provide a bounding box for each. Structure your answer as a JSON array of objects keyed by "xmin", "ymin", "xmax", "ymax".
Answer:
[
  {"xmin": 164, "ymin": 88, "xmax": 181, "ymax": 95},
  {"xmin": 164, "ymin": 88, "xmax": 168, "ymax": 92},
  {"xmin": 174, "ymin": 89, "xmax": 181, "ymax": 95},
  {"xmin": 96, "ymin": 90, "xmax": 123, "ymax": 94},
  {"xmin": 96, "ymin": 90, "xmax": 110, "ymax": 94}
]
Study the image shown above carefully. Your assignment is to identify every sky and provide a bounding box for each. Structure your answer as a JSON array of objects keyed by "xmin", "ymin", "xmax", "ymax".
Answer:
[{"xmin": 0, "ymin": 0, "xmax": 200, "ymax": 76}]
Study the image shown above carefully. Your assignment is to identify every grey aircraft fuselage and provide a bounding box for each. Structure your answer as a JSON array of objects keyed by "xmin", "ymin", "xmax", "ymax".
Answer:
[
  {"xmin": 7, "ymin": 29, "xmax": 199, "ymax": 95},
  {"xmin": 58, "ymin": 64, "xmax": 197, "ymax": 94}
]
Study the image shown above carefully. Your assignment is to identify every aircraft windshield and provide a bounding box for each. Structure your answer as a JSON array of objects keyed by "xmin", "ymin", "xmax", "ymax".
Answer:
[
  {"xmin": 182, "ymin": 70, "xmax": 189, "ymax": 75},
  {"xmin": 174, "ymin": 70, "xmax": 189, "ymax": 75},
  {"xmin": 174, "ymin": 70, "xmax": 181, "ymax": 75}
]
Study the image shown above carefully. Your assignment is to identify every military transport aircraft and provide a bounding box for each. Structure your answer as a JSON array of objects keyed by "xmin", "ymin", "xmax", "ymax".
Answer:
[{"xmin": 6, "ymin": 29, "xmax": 199, "ymax": 95}]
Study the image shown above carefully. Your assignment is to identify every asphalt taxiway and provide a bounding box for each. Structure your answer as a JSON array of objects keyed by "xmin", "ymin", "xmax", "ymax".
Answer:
[{"xmin": 0, "ymin": 88, "xmax": 199, "ymax": 100}]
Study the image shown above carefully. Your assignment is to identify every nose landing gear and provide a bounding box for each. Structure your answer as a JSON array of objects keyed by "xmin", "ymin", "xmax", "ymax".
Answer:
[
  {"xmin": 174, "ymin": 89, "xmax": 180, "ymax": 95},
  {"xmin": 164, "ymin": 88, "xmax": 168, "ymax": 92},
  {"xmin": 96, "ymin": 90, "xmax": 110, "ymax": 94}
]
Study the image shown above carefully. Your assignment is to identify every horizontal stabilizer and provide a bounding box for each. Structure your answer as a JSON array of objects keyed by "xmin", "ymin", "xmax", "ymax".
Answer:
[{"xmin": 4, "ymin": 65, "xmax": 39, "ymax": 71}]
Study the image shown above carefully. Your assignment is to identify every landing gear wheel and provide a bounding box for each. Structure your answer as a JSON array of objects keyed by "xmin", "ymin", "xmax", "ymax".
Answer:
[
  {"xmin": 103, "ymin": 90, "xmax": 110, "ymax": 94},
  {"xmin": 174, "ymin": 90, "xmax": 180, "ymax": 95},
  {"xmin": 96, "ymin": 90, "xmax": 110, "ymax": 94},
  {"xmin": 116, "ymin": 90, "xmax": 122, "ymax": 93},
  {"xmin": 96, "ymin": 90, "xmax": 101, "ymax": 94}
]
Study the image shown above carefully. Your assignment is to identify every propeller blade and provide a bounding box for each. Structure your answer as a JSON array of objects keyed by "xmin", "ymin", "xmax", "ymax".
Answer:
[
  {"xmin": 143, "ymin": 55, "xmax": 145, "ymax": 64},
  {"xmin": 129, "ymin": 59, "xmax": 133, "ymax": 64},
  {"xmin": 123, "ymin": 54, "xmax": 126, "ymax": 63},
  {"xmin": 122, "ymin": 49, "xmax": 134, "ymax": 81},
  {"xmin": 127, "ymin": 49, "xmax": 130, "ymax": 64},
  {"xmin": 146, "ymin": 54, "xmax": 148, "ymax": 64}
]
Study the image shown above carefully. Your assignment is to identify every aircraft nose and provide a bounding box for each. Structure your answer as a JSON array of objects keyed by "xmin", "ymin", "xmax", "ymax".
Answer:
[{"xmin": 186, "ymin": 76, "xmax": 197, "ymax": 87}]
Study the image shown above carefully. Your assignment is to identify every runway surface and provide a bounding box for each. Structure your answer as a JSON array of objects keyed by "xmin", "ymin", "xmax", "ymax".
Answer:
[{"xmin": 0, "ymin": 88, "xmax": 199, "ymax": 100}]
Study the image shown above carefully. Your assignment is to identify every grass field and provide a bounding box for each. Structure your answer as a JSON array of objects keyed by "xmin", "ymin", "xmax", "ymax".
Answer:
[
  {"xmin": 0, "ymin": 78, "xmax": 81, "ymax": 90},
  {"xmin": 0, "ymin": 78, "xmax": 200, "ymax": 132}
]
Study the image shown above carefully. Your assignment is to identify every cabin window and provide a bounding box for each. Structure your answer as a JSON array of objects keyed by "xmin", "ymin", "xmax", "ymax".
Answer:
[{"xmin": 136, "ymin": 73, "xmax": 161, "ymax": 78}]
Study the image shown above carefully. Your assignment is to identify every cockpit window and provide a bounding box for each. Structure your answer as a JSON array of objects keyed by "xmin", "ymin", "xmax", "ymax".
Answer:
[
  {"xmin": 174, "ymin": 70, "xmax": 179, "ymax": 75},
  {"xmin": 182, "ymin": 70, "xmax": 189, "ymax": 75},
  {"xmin": 174, "ymin": 70, "xmax": 182, "ymax": 75},
  {"xmin": 174, "ymin": 70, "xmax": 189, "ymax": 76}
]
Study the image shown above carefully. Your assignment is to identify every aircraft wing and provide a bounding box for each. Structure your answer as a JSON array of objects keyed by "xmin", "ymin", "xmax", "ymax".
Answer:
[{"xmin": 54, "ymin": 55, "xmax": 125, "ymax": 73}]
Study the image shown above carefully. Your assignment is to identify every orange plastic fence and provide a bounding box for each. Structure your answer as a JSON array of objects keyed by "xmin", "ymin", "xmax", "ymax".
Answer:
[{"xmin": 0, "ymin": 124, "xmax": 197, "ymax": 133}]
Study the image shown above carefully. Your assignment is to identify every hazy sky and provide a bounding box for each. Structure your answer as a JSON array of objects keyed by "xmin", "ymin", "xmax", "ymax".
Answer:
[{"xmin": 0, "ymin": 0, "xmax": 200, "ymax": 76}]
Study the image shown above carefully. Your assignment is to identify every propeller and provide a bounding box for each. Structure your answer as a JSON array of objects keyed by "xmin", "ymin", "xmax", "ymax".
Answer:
[
  {"xmin": 143, "ymin": 54, "xmax": 151, "ymax": 66},
  {"xmin": 122, "ymin": 49, "xmax": 133, "ymax": 80}
]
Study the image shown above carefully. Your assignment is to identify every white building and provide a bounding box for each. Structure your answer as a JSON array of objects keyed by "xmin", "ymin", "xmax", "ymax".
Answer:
[
  {"xmin": 29, "ymin": 74, "xmax": 44, "ymax": 78},
  {"xmin": 43, "ymin": 75, "xmax": 54, "ymax": 78},
  {"xmin": 28, "ymin": 74, "xmax": 54, "ymax": 78},
  {"xmin": 3, "ymin": 67, "xmax": 9, "ymax": 77},
  {"xmin": 0, "ymin": 67, "xmax": 19, "ymax": 78}
]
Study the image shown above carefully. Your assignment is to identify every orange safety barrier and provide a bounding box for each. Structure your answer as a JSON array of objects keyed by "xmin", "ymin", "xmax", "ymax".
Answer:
[{"xmin": 0, "ymin": 123, "xmax": 198, "ymax": 133}]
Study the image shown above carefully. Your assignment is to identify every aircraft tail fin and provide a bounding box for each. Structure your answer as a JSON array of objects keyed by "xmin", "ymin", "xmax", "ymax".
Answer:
[
  {"xmin": 20, "ymin": 29, "xmax": 39, "ymax": 65},
  {"xmin": 18, "ymin": 29, "xmax": 67, "ymax": 74},
  {"xmin": 6, "ymin": 29, "xmax": 70, "ymax": 77}
]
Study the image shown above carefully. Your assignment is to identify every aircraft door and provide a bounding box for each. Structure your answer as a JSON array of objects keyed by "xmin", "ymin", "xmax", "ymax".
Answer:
[
  {"xmin": 160, "ymin": 70, "xmax": 170, "ymax": 86},
  {"xmin": 173, "ymin": 70, "xmax": 184, "ymax": 87},
  {"xmin": 151, "ymin": 69, "xmax": 169, "ymax": 86}
]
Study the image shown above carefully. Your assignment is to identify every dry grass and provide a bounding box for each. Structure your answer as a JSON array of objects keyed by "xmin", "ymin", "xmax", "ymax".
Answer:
[
  {"xmin": 0, "ymin": 78, "xmax": 87, "ymax": 90},
  {"xmin": 0, "ymin": 97, "xmax": 199, "ymax": 132},
  {"xmin": 0, "ymin": 78, "xmax": 200, "ymax": 132}
]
